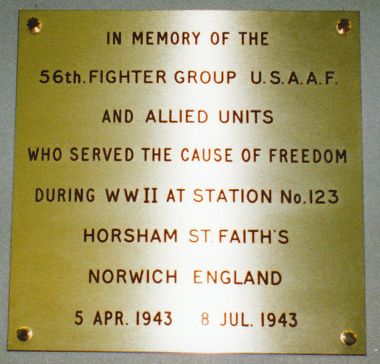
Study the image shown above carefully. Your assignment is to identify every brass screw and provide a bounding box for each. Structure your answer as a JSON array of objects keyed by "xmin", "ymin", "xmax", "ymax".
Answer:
[
  {"xmin": 17, "ymin": 327, "xmax": 32, "ymax": 342},
  {"xmin": 340, "ymin": 330, "xmax": 357, "ymax": 346},
  {"xmin": 27, "ymin": 17, "xmax": 42, "ymax": 33},
  {"xmin": 336, "ymin": 19, "xmax": 351, "ymax": 35}
]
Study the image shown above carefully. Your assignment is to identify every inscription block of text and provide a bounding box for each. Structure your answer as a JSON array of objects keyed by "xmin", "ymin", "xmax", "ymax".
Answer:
[{"xmin": 8, "ymin": 11, "xmax": 365, "ymax": 354}]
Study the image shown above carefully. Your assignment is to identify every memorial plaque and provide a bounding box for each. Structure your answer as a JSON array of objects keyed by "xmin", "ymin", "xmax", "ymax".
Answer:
[{"xmin": 8, "ymin": 11, "xmax": 365, "ymax": 354}]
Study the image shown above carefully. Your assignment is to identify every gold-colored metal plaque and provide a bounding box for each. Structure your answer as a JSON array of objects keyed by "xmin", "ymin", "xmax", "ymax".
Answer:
[{"xmin": 8, "ymin": 11, "xmax": 365, "ymax": 354}]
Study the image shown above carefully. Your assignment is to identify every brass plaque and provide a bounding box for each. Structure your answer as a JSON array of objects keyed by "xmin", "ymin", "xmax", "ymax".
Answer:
[{"xmin": 8, "ymin": 11, "xmax": 365, "ymax": 354}]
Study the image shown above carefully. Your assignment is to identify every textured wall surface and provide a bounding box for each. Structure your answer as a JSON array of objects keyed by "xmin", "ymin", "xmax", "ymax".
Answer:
[{"xmin": 1, "ymin": 1, "xmax": 379, "ymax": 363}]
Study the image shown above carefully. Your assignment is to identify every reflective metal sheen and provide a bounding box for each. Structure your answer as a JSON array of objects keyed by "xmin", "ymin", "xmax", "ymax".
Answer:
[{"xmin": 8, "ymin": 10, "xmax": 365, "ymax": 354}]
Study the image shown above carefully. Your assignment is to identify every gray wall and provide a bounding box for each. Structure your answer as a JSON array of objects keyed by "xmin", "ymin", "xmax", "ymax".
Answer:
[{"xmin": 1, "ymin": 1, "xmax": 379, "ymax": 363}]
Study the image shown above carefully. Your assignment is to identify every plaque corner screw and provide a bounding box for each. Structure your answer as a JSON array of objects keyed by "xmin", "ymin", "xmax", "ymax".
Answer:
[
  {"xmin": 340, "ymin": 330, "xmax": 357, "ymax": 346},
  {"xmin": 336, "ymin": 19, "xmax": 351, "ymax": 35},
  {"xmin": 17, "ymin": 327, "xmax": 33, "ymax": 342},
  {"xmin": 27, "ymin": 17, "xmax": 42, "ymax": 33}
]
